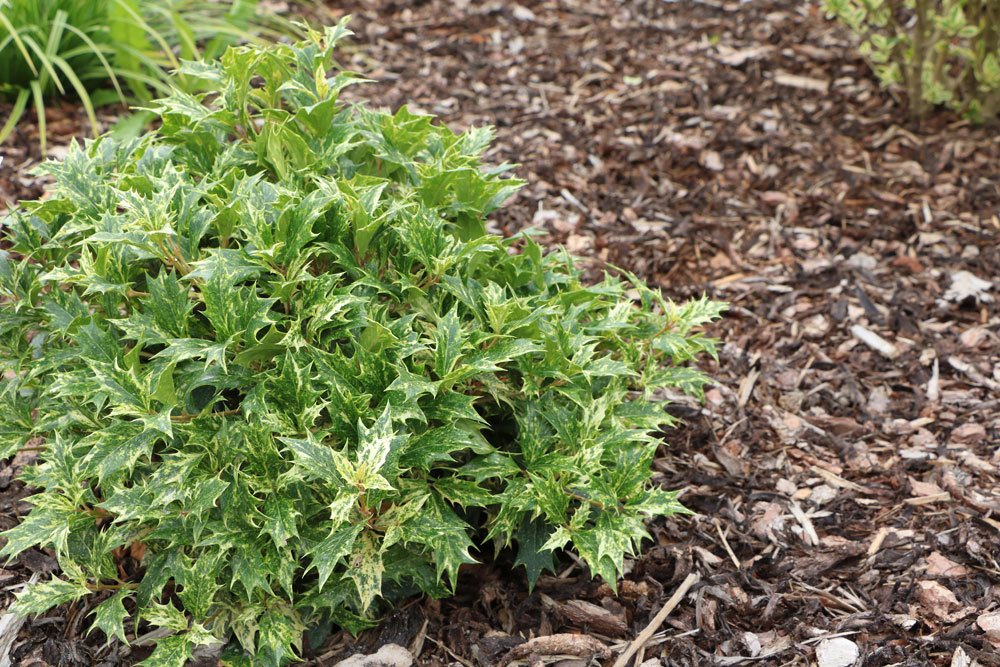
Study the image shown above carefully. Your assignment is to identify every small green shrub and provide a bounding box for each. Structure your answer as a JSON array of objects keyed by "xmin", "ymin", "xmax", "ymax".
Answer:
[
  {"xmin": 0, "ymin": 22, "xmax": 723, "ymax": 666},
  {"xmin": 825, "ymin": 0, "xmax": 1000, "ymax": 121},
  {"xmin": 0, "ymin": 0, "xmax": 300, "ymax": 152}
]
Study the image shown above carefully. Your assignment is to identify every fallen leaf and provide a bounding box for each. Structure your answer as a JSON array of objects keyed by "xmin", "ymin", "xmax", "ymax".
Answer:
[
  {"xmin": 916, "ymin": 580, "xmax": 970, "ymax": 622},
  {"xmin": 924, "ymin": 551, "xmax": 969, "ymax": 578}
]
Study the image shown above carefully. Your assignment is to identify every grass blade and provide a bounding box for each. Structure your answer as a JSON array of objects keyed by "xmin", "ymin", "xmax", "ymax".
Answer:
[
  {"xmin": 60, "ymin": 22, "xmax": 126, "ymax": 104},
  {"xmin": 164, "ymin": 8, "xmax": 198, "ymax": 61},
  {"xmin": 20, "ymin": 34, "xmax": 64, "ymax": 95},
  {"xmin": 0, "ymin": 88, "xmax": 29, "ymax": 146},
  {"xmin": 50, "ymin": 55, "xmax": 99, "ymax": 138},
  {"xmin": 109, "ymin": 0, "xmax": 180, "ymax": 71},
  {"xmin": 107, "ymin": 0, "xmax": 156, "ymax": 99},
  {"xmin": 93, "ymin": 64, "xmax": 173, "ymax": 95},
  {"xmin": 29, "ymin": 78, "xmax": 45, "ymax": 155},
  {"xmin": 0, "ymin": 8, "xmax": 39, "ymax": 77}
]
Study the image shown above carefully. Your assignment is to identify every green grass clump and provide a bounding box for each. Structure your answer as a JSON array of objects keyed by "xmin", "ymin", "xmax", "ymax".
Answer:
[
  {"xmin": 0, "ymin": 22, "xmax": 724, "ymax": 666},
  {"xmin": 0, "ymin": 0, "xmax": 299, "ymax": 151}
]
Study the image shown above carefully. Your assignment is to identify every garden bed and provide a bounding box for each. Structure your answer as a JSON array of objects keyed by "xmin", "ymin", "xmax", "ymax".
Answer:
[{"xmin": 2, "ymin": 0, "xmax": 999, "ymax": 665}]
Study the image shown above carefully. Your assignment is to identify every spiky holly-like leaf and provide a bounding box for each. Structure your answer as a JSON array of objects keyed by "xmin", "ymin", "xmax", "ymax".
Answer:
[
  {"xmin": 90, "ymin": 590, "xmax": 130, "ymax": 646},
  {"xmin": 11, "ymin": 577, "xmax": 90, "ymax": 616},
  {"xmin": 514, "ymin": 517, "xmax": 556, "ymax": 591}
]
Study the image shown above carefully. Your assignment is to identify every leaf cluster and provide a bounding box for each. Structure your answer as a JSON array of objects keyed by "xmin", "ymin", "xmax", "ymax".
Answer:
[
  {"xmin": 0, "ymin": 22, "xmax": 724, "ymax": 666},
  {"xmin": 825, "ymin": 0, "xmax": 1000, "ymax": 122}
]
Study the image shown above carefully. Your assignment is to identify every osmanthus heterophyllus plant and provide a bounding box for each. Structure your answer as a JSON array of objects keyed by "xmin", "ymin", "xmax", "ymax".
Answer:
[{"xmin": 0, "ymin": 20, "xmax": 725, "ymax": 667}]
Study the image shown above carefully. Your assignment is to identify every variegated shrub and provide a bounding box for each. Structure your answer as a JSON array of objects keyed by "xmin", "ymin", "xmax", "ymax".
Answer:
[{"xmin": 0, "ymin": 21, "xmax": 724, "ymax": 666}]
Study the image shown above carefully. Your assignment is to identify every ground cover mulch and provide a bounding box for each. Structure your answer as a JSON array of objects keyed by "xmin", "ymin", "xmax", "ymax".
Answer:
[{"xmin": 1, "ymin": 1, "xmax": 999, "ymax": 665}]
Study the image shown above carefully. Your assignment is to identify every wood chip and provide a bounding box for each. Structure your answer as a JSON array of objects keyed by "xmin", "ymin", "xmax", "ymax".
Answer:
[
  {"xmin": 867, "ymin": 526, "xmax": 889, "ymax": 556},
  {"xmin": 815, "ymin": 637, "xmax": 860, "ymax": 667},
  {"xmin": 773, "ymin": 71, "xmax": 830, "ymax": 92},
  {"xmin": 947, "ymin": 356, "xmax": 1000, "ymax": 391},
  {"xmin": 612, "ymin": 573, "xmax": 700, "ymax": 667},
  {"xmin": 501, "ymin": 634, "xmax": 610, "ymax": 666},
  {"xmin": 540, "ymin": 596, "xmax": 628, "ymax": 637},
  {"xmin": 0, "ymin": 574, "xmax": 39, "ymax": 667},
  {"xmin": 927, "ymin": 357, "xmax": 940, "ymax": 402},
  {"xmin": 715, "ymin": 45, "xmax": 773, "ymax": 67},
  {"xmin": 810, "ymin": 466, "xmax": 864, "ymax": 492},
  {"xmin": 789, "ymin": 502, "xmax": 820, "ymax": 546},
  {"xmin": 850, "ymin": 324, "xmax": 899, "ymax": 359}
]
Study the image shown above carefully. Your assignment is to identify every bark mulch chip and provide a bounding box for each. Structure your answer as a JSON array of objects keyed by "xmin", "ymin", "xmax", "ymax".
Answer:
[{"xmin": 1, "ymin": 1, "xmax": 998, "ymax": 665}]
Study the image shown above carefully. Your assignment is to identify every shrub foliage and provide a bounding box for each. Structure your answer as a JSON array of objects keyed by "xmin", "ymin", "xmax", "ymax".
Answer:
[
  {"xmin": 825, "ymin": 0, "xmax": 1000, "ymax": 121},
  {"xmin": 0, "ymin": 23, "xmax": 724, "ymax": 666}
]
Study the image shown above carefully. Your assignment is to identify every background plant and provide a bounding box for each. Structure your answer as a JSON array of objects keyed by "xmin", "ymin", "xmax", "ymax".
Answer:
[
  {"xmin": 825, "ymin": 0, "xmax": 1000, "ymax": 122},
  {"xmin": 0, "ymin": 21, "xmax": 724, "ymax": 666},
  {"xmin": 0, "ymin": 0, "xmax": 301, "ymax": 152}
]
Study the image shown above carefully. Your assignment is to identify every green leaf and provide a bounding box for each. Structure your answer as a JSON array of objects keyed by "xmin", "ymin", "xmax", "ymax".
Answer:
[
  {"xmin": 514, "ymin": 517, "xmax": 556, "ymax": 591},
  {"xmin": 0, "ymin": 506, "xmax": 77, "ymax": 559},
  {"xmin": 386, "ymin": 367, "xmax": 439, "ymax": 402},
  {"xmin": 400, "ymin": 424, "xmax": 484, "ymax": 470},
  {"xmin": 355, "ymin": 405, "xmax": 399, "ymax": 487},
  {"xmin": 138, "ymin": 635, "xmax": 192, "ymax": 667},
  {"xmin": 11, "ymin": 576, "xmax": 90, "ymax": 616},
  {"xmin": 178, "ymin": 553, "xmax": 222, "ymax": 619},
  {"xmin": 257, "ymin": 608, "xmax": 303, "ymax": 667},
  {"xmin": 403, "ymin": 496, "xmax": 475, "ymax": 588},
  {"xmin": 309, "ymin": 524, "xmax": 362, "ymax": 592},
  {"xmin": 433, "ymin": 306, "xmax": 466, "ymax": 379},
  {"xmin": 231, "ymin": 541, "xmax": 272, "ymax": 600},
  {"xmin": 154, "ymin": 338, "xmax": 229, "ymax": 367},
  {"xmin": 147, "ymin": 271, "xmax": 194, "ymax": 338},
  {"xmin": 346, "ymin": 532, "xmax": 384, "ymax": 612},
  {"xmin": 263, "ymin": 352, "xmax": 326, "ymax": 431},
  {"xmin": 90, "ymin": 590, "xmax": 130, "ymax": 646},
  {"xmin": 280, "ymin": 435, "xmax": 349, "ymax": 485},
  {"xmin": 263, "ymin": 497, "xmax": 300, "ymax": 549},
  {"xmin": 142, "ymin": 601, "xmax": 189, "ymax": 632},
  {"xmin": 87, "ymin": 359, "xmax": 150, "ymax": 413},
  {"xmin": 184, "ymin": 248, "xmax": 264, "ymax": 285},
  {"xmin": 201, "ymin": 277, "xmax": 276, "ymax": 348}
]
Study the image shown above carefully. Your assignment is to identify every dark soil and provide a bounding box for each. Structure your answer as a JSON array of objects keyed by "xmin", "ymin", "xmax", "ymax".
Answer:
[{"xmin": 2, "ymin": 1, "xmax": 999, "ymax": 665}]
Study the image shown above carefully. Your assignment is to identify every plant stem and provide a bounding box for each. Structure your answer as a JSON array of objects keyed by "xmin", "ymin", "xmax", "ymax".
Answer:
[{"xmin": 910, "ymin": 0, "xmax": 930, "ymax": 120}]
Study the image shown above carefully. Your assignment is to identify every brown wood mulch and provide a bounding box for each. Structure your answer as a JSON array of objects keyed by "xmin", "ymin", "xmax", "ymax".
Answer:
[{"xmin": 1, "ymin": 1, "xmax": 999, "ymax": 665}]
